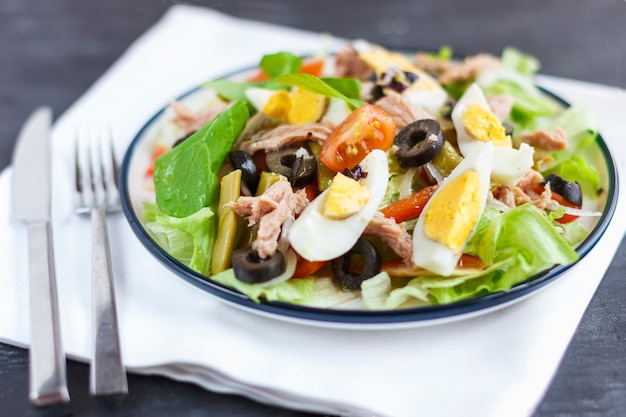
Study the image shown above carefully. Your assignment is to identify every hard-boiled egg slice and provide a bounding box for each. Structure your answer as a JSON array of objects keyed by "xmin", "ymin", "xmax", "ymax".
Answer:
[
  {"xmin": 412, "ymin": 143, "xmax": 493, "ymax": 276},
  {"xmin": 288, "ymin": 149, "xmax": 389, "ymax": 262},
  {"xmin": 451, "ymin": 83, "xmax": 533, "ymax": 186}
]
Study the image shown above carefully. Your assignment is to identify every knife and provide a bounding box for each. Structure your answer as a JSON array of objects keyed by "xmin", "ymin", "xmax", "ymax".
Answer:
[{"xmin": 11, "ymin": 107, "xmax": 70, "ymax": 406}]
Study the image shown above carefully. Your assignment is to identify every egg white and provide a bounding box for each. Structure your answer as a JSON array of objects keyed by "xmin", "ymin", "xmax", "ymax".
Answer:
[
  {"xmin": 412, "ymin": 143, "xmax": 493, "ymax": 276},
  {"xmin": 451, "ymin": 83, "xmax": 533, "ymax": 186},
  {"xmin": 288, "ymin": 149, "xmax": 389, "ymax": 262}
]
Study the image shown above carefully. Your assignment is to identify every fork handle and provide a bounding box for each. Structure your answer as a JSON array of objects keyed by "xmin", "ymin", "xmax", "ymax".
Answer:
[
  {"xmin": 27, "ymin": 221, "xmax": 70, "ymax": 405},
  {"xmin": 90, "ymin": 207, "xmax": 128, "ymax": 396}
]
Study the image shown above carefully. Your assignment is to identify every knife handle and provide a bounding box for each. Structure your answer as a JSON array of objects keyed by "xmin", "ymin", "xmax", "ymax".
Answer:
[{"xmin": 27, "ymin": 221, "xmax": 70, "ymax": 406}]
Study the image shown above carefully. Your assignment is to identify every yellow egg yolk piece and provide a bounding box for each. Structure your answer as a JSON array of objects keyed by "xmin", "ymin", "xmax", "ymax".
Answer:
[
  {"xmin": 262, "ymin": 89, "xmax": 328, "ymax": 125},
  {"xmin": 323, "ymin": 172, "xmax": 371, "ymax": 219},
  {"xmin": 461, "ymin": 104, "xmax": 509, "ymax": 146},
  {"xmin": 263, "ymin": 90, "xmax": 291, "ymax": 120},
  {"xmin": 287, "ymin": 89, "xmax": 328, "ymax": 125},
  {"xmin": 423, "ymin": 170, "xmax": 482, "ymax": 253}
]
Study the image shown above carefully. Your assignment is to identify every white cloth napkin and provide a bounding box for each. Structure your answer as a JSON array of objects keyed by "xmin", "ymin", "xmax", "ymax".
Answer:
[{"xmin": 1, "ymin": 5, "xmax": 625, "ymax": 417}]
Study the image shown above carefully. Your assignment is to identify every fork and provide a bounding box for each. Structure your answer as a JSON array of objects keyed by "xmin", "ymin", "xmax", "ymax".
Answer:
[{"xmin": 74, "ymin": 125, "xmax": 128, "ymax": 396}]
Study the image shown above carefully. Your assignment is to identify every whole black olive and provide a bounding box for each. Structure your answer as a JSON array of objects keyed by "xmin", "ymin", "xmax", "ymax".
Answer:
[
  {"xmin": 229, "ymin": 150, "xmax": 260, "ymax": 195},
  {"xmin": 331, "ymin": 238, "xmax": 382, "ymax": 290},
  {"xmin": 394, "ymin": 119, "xmax": 445, "ymax": 167},
  {"xmin": 265, "ymin": 147, "xmax": 317, "ymax": 188},
  {"xmin": 231, "ymin": 247, "xmax": 286, "ymax": 284},
  {"xmin": 543, "ymin": 173, "xmax": 583, "ymax": 207}
]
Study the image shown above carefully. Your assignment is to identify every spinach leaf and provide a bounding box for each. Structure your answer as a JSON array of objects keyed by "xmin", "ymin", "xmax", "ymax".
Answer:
[
  {"xmin": 154, "ymin": 101, "xmax": 249, "ymax": 218},
  {"xmin": 275, "ymin": 73, "xmax": 364, "ymax": 110},
  {"xmin": 260, "ymin": 51, "xmax": 303, "ymax": 79}
]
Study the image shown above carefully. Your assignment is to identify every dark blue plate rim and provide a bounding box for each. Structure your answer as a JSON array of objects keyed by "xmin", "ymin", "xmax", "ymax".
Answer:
[{"xmin": 119, "ymin": 71, "xmax": 619, "ymax": 325}]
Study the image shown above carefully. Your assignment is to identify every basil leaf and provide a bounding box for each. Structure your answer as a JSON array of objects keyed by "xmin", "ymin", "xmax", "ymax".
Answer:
[
  {"xmin": 154, "ymin": 101, "xmax": 249, "ymax": 218},
  {"xmin": 260, "ymin": 51, "xmax": 303, "ymax": 79},
  {"xmin": 321, "ymin": 77, "xmax": 362, "ymax": 100},
  {"xmin": 275, "ymin": 73, "xmax": 364, "ymax": 110}
]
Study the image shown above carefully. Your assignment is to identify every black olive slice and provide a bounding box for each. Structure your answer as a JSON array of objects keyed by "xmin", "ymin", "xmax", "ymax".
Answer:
[
  {"xmin": 543, "ymin": 173, "xmax": 583, "ymax": 207},
  {"xmin": 229, "ymin": 150, "xmax": 260, "ymax": 195},
  {"xmin": 503, "ymin": 122, "xmax": 515, "ymax": 137},
  {"xmin": 331, "ymin": 238, "xmax": 382, "ymax": 290},
  {"xmin": 289, "ymin": 155, "xmax": 316, "ymax": 188},
  {"xmin": 231, "ymin": 247, "xmax": 286, "ymax": 284},
  {"xmin": 394, "ymin": 119, "xmax": 445, "ymax": 167},
  {"xmin": 265, "ymin": 147, "xmax": 317, "ymax": 188}
]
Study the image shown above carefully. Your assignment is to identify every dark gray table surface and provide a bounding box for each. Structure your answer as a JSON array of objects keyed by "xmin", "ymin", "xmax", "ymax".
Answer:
[{"xmin": 1, "ymin": 1, "xmax": 625, "ymax": 416}]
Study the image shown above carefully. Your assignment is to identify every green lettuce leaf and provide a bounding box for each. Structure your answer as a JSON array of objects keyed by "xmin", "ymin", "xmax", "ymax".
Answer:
[
  {"xmin": 361, "ymin": 272, "xmax": 431, "ymax": 310},
  {"xmin": 209, "ymin": 268, "xmax": 316, "ymax": 304},
  {"xmin": 501, "ymin": 47, "xmax": 540, "ymax": 77},
  {"xmin": 143, "ymin": 203, "xmax": 216, "ymax": 276}
]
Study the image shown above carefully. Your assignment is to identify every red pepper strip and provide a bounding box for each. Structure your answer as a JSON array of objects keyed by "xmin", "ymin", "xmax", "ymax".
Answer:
[
  {"xmin": 146, "ymin": 144, "xmax": 169, "ymax": 177},
  {"xmin": 380, "ymin": 185, "xmax": 437, "ymax": 223},
  {"xmin": 246, "ymin": 59, "xmax": 325, "ymax": 82},
  {"xmin": 292, "ymin": 251, "xmax": 325, "ymax": 278},
  {"xmin": 532, "ymin": 184, "xmax": 580, "ymax": 224}
]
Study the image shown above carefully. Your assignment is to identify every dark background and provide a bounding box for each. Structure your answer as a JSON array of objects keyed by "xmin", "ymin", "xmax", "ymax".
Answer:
[{"xmin": 1, "ymin": 0, "xmax": 625, "ymax": 416}]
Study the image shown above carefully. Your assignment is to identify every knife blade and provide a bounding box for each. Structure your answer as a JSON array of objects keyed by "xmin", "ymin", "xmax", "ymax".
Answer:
[{"xmin": 12, "ymin": 107, "xmax": 70, "ymax": 406}]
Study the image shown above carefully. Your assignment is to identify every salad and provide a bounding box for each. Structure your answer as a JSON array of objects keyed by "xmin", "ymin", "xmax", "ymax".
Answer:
[{"xmin": 140, "ymin": 40, "xmax": 604, "ymax": 310}]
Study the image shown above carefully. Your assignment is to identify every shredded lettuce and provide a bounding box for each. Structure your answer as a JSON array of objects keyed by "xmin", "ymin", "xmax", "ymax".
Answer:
[
  {"xmin": 539, "ymin": 106, "xmax": 600, "ymax": 196},
  {"xmin": 501, "ymin": 47, "xmax": 540, "ymax": 77},
  {"xmin": 143, "ymin": 203, "xmax": 216, "ymax": 276},
  {"xmin": 361, "ymin": 272, "xmax": 431, "ymax": 310},
  {"xmin": 210, "ymin": 268, "xmax": 316, "ymax": 304}
]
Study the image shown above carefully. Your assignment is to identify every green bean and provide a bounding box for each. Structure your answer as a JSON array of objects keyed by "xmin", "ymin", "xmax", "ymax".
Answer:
[
  {"xmin": 211, "ymin": 169, "xmax": 242, "ymax": 274},
  {"xmin": 308, "ymin": 141, "xmax": 335, "ymax": 191},
  {"xmin": 256, "ymin": 171, "xmax": 282, "ymax": 195}
]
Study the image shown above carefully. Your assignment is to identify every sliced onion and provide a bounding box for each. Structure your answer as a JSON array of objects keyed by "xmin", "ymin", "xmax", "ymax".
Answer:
[{"xmin": 254, "ymin": 249, "xmax": 297, "ymax": 288}]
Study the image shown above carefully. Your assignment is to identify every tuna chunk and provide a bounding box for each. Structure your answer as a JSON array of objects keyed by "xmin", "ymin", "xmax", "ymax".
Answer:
[
  {"xmin": 438, "ymin": 54, "xmax": 501, "ymax": 84},
  {"xmin": 364, "ymin": 212, "xmax": 414, "ymax": 266},
  {"xmin": 335, "ymin": 47, "xmax": 375, "ymax": 80},
  {"xmin": 239, "ymin": 123, "xmax": 332, "ymax": 154},
  {"xmin": 231, "ymin": 177, "xmax": 309, "ymax": 258},
  {"xmin": 519, "ymin": 128, "xmax": 568, "ymax": 151},
  {"xmin": 170, "ymin": 100, "xmax": 229, "ymax": 135},
  {"xmin": 374, "ymin": 91, "xmax": 433, "ymax": 129}
]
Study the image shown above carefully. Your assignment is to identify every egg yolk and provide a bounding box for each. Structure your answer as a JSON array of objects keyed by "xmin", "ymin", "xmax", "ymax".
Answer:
[
  {"xmin": 262, "ymin": 89, "xmax": 328, "ymax": 125},
  {"xmin": 461, "ymin": 104, "xmax": 509, "ymax": 146},
  {"xmin": 423, "ymin": 170, "xmax": 482, "ymax": 253},
  {"xmin": 323, "ymin": 172, "xmax": 371, "ymax": 219},
  {"xmin": 263, "ymin": 90, "xmax": 291, "ymax": 120}
]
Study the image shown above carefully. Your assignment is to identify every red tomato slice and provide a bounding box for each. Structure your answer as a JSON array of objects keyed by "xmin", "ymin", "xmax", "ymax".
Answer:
[{"xmin": 320, "ymin": 104, "xmax": 396, "ymax": 172}]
